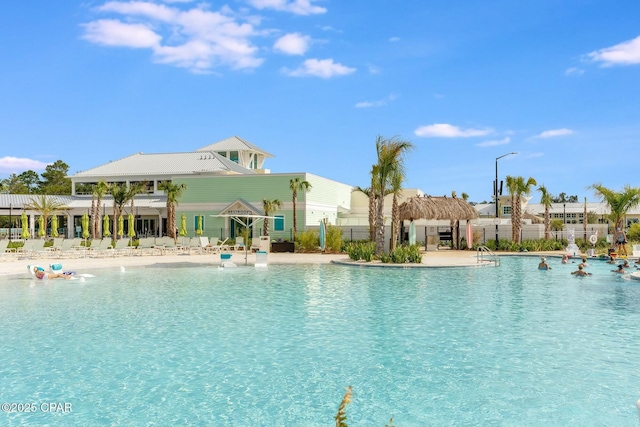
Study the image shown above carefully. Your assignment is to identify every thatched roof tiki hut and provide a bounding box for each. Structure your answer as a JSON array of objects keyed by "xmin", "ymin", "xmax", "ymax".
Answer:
[{"xmin": 398, "ymin": 195, "xmax": 479, "ymax": 249}]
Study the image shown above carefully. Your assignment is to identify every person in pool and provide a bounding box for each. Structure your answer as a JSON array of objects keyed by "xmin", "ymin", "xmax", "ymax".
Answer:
[
  {"xmin": 612, "ymin": 264, "xmax": 626, "ymax": 274},
  {"xmin": 33, "ymin": 266, "xmax": 71, "ymax": 280},
  {"xmin": 571, "ymin": 265, "xmax": 591, "ymax": 276},
  {"xmin": 579, "ymin": 257, "xmax": 589, "ymax": 268},
  {"xmin": 561, "ymin": 254, "xmax": 569, "ymax": 264},
  {"xmin": 538, "ymin": 257, "xmax": 551, "ymax": 270}
]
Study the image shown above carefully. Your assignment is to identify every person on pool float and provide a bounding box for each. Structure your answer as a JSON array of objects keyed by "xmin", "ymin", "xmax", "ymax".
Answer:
[
  {"xmin": 538, "ymin": 257, "xmax": 551, "ymax": 270},
  {"xmin": 571, "ymin": 265, "xmax": 591, "ymax": 276},
  {"xmin": 33, "ymin": 266, "xmax": 71, "ymax": 280}
]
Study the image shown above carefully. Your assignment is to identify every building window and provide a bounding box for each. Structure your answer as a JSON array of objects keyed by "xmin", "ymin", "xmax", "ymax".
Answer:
[
  {"xmin": 218, "ymin": 152, "xmax": 226, "ymax": 158},
  {"xmin": 230, "ymin": 151, "xmax": 239, "ymax": 163},
  {"xmin": 502, "ymin": 206, "xmax": 511, "ymax": 216},
  {"xmin": 274, "ymin": 215, "xmax": 284, "ymax": 231}
]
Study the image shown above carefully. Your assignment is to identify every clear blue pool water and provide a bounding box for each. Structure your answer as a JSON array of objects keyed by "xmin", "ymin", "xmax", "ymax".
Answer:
[{"xmin": 1, "ymin": 257, "xmax": 640, "ymax": 426}]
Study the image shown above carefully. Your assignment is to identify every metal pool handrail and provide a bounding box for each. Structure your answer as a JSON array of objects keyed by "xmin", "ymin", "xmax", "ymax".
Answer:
[{"xmin": 477, "ymin": 245, "xmax": 500, "ymax": 266}]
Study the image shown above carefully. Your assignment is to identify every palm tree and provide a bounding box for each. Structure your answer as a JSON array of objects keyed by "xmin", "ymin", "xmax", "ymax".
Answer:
[
  {"xmin": 110, "ymin": 182, "xmax": 147, "ymax": 239},
  {"xmin": 23, "ymin": 195, "xmax": 68, "ymax": 239},
  {"xmin": 538, "ymin": 184, "xmax": 553, "ymax": 240},
  {"xmin": 389, "ymin": 171, "xmax": 403, "ymax": 251},
  {"xmin": 589, "ymin": 183, "xmax": 640, "ymax": 245},
  {"xmin": 355, "ymin": 186, "xmax": 376, "ymax": 241},
  {"xmin": 262, "ymin": 198, "xmax": 282, "ymax": 237},
  {"xmin": 505, "ymin": 176, "xmax": 518, "ymax": 242},
  {"xmin": 506, "ymin": 176, "xmax": 537, "ymax": 244},
  {"xmin": 159, "ymin": 181, "xmax": 187, "ymax": 241},
  {"xmin": 371, "ymin": 135, "xmax": 413, "ymax": 255},
  {"xmin": 91, "ymin": 180, "xmax": 109, "ymax": 239},
  {"xmin": 289, "ymin": 177, "xmax": 312, "ymax": 242}
]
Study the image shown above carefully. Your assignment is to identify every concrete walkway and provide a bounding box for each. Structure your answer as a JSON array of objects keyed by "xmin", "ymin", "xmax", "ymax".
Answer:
[{"xmin": 0, "ymin": 248, "xmax": 512, "ymax": 278}]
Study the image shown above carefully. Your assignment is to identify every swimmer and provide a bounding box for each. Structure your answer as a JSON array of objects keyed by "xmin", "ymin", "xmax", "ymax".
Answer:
[
  {"xmin": 561, "ymin": 254, "xmax": 569, "ymax": 264},
  {"xmin": 33, "ymin": 266, "xmax": 71, "ymax": 280},
  {"xmin": 612, "ymin": 264, "xmax": 626, "ymax": 274},
  {"xmin": 571, "ymin": 265, "xmax": 591, "ymax": 276},
  {"xmin": 621, "ymin": 260, "xmax": 630, "ymax": 268},
  {"xmin": 538, "ymin": 257, "xmax": 551, "ymax": 270},
  {"xmin": 579, "ymin": 257, "xmax": 589, "ymax": 268}
]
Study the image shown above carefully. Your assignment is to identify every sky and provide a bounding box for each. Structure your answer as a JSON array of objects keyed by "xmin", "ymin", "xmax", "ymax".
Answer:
[{"xmin": 1, "ymin": 0, "xmax": 639, "ymax": 203}]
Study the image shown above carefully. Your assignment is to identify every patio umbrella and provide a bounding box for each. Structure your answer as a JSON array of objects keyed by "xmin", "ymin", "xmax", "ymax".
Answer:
[
  {"xmin": 128, "ymin": 213, "xmax": 136, "ymax": 238},
  {"xmin": 179, "ymin": 213, "xmax": 187, "ymax": 237},
  {"xmin": 21, "ymin": 212, "xmax": 30, "ymax": 239},
  {"xmin": 118, "ymin": 215, "xmax": 124, "ymax": 237},
  {"xmin": 409, "ymin": 220, "xmax": 416, "ymax": 245},
  {"xmin": 50, "ymin": 215, "xmax": 59, "ymax": 238},
  {"xmin": 466, "ymin": 222, "xmax": 473, "ymax": 249},
  {"xmin": 319, "ymin": 219, "xmax": 326, "ymax": 251},
  {"xmin": 103, "ymin": 215, "xmax": 111, "ymax": 237},
  {"xmin": 38, "ymin": 216, "xmax": 45, "ymax": 238},
  {"xmin": 195, "ymin": 215, "xmax": 202, "ymax": 236},
  {"xmin": 81, "ymin": 213, "xmax": 90, "ymax": 239}
]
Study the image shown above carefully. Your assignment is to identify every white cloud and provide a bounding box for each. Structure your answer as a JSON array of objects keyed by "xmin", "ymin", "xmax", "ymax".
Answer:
[
  {"xmin": 565, "ymin": 67, "xmax": 584, "ymax": 76},
  {"xmin": 284, "ymin": 58, "xmax": 356, "ymax": 78},
  {"xmin": 0, "ymin": 157, "xmax": 50, "ymax": 173},
  {"xmin": 389, "ymin": 36, "xmax": 400, "ymax": 42},
  {"xmin": 587, "ymin": 35, "xmax": 640, "ymax": 66},
  {"xmin": 83, "ymin": 1, "xmax": 267, "ymax": 72},
  {"xmin": 533, "ymin": 128, "xmax": 574, "ymax": 139},
  {"xmin": 414, "ymin": 123, "xmax": 493, "ymax": 138},
  {"xmin": 273, "ymin": 32, "xmax": 310, "ymax": 55},
  {"xmin": 82, "ymin": 19, "xmax": 161, "ymax": 48},
  {"xmin": 355, "ymin": 93, "xmax": 397, "ymax": 108},
  {"xmin": 476, "ymin": 137, "xmax": 510, "ymax": 147},
  {"xmin": 247, "ymin": 0, "xmax": 326, "ymax": 15}
]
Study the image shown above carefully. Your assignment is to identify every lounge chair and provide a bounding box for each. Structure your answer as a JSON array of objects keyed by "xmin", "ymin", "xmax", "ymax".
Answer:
[
  {"xmin": 0, "ymin": 239, "xmax": 16, "ymax": 261},
  {"xmin": 234, "ymin": 236, "xmax": 246, "ymax": 251},
  {"xmin": 134, "ymin": 237, "xmax": 158, "ymax": 256},
  {"xmin": 57, "ymin": 238, "xmax": 84, "ymax": 259},
  {"xmin": 633, "ymin": 244, "xmax": 640, "ymax": 258},
  {"xmin": 87, "ymin": 239, "xmax": 114, "ymax": 257},
  {"xmin": 113, "ymin": 239, "xmax": 132, "ymax": 256},
  {"xmin": 250, "ymin": 238, "xmax": 261, "ymax": 253}
]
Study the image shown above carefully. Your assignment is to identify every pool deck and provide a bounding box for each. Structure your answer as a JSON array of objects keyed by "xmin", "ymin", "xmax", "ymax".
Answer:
[{"xmin": 0, "ymin": 249, "xmax": 636, "ymax": 278}]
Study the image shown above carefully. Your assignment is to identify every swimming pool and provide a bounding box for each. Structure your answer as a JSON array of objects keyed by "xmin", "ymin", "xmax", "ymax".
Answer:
[{"xmin": 1, "ymin": 257, "xmax": 639, "ymax": 426}]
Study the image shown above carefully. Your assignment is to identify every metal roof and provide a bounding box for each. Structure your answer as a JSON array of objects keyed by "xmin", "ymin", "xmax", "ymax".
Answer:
[
  {"xmin": 71, "ymin": 150, "xmax": 253, "ymax": 178},
  {"xmin": 195, "ymin": 136, "xmax": 274, "ymax": 158}
]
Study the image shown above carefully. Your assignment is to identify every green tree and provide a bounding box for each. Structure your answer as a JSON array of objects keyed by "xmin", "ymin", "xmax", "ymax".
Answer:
[
  {"xmin": 159, "ymin": 181, "xmax": 187, "ymax": 240},
  {"xmin": 538, "ymin": 184, "xmax": 553, "ymax": 240},
  {"xmin": 18, "ymin": 170, "xmax": 41, "ymax": 193},
  {"xmin": 289, "ymin": 177, "xmax": 312, "ymax": 243},
  {"xmin": 39, "ymin": 160, "xmax": 71, "ymax": 195},
  {"xmin": 23, "ymin": 195, "xmax": 68, "ymax": 239},
  {"xmin": 262, "ymin": 198, "xmax": 282, "ymax": 237},
  {"xmin": 0, "ymin": 174, "xmax": 30, "ymax": 194},
  {"xmin": 371, "ymin": 135, "xmax": 413, "ymax": 256},
  {"xmin": 589, "ymin": 183, "xmax": 640, "ymax": 244},
  {"xmin": 506, "ymin": 175, "xmax": 537, "ymax": 245}
]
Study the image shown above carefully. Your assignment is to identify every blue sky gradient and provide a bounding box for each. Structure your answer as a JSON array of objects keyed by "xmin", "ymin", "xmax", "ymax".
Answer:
[{"xmin": 1, "ymin": 0, "xmax": 639, "ymax": 202}]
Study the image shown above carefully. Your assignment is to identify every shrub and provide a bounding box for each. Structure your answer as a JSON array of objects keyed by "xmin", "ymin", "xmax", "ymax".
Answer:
[
  {"xmin": 346, "ymin": 241, "xmax": 375, "ymax": 261},
  {"xmin": 297, "ymin": 230, "xmax": 319, "ymax": 252},
  {"xmin": 325, "ymin": 225, "xmax": 343, "ymax": 253},
  {"xmin": 626, "ymin": 223, "xmax": 640, "ymax": 242}
]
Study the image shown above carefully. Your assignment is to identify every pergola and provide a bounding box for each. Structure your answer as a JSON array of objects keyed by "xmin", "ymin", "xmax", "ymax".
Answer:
[{"xmin": 398, "ymin": 195, "xmax": 479, "ymax": 248}]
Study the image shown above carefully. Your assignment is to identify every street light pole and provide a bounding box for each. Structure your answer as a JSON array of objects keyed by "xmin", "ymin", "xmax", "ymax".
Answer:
[{"xmin": 495, "ymin": 152, "xmax": 517, "ymax": 250}]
